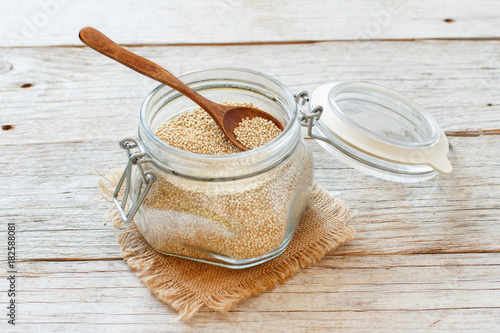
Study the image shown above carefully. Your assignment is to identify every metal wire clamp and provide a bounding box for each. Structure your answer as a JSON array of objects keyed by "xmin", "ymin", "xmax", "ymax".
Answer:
[{"xmin": 112, "ymin": 138, "xmax": 157, "ymax": 223}]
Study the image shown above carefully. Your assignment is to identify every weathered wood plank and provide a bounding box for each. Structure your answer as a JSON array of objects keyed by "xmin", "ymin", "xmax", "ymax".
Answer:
[
  {"xmin": 311, "ymin": 134, "xmax": 500, "ymax": 256},
  {"xmin": 1, "ymin": 39, "xmax": 499, "ymax": 149},
  {"xmin": 1, "ymin": 0, "xmax": 500, "ymax": 47},
  {"xmin": 1, "ymin": 10, "xmax": 500, "ymax": 331},
  {"xmin": 1, "ymin": 40, "xmax": 499, "ymax": 261},
  {"xmin": 3, "ymin": 253, "xmax": 499, "ymax": 332},
  {"xmin": 0, "ymin": 135, "xmax": 498, "ymax": 260}
]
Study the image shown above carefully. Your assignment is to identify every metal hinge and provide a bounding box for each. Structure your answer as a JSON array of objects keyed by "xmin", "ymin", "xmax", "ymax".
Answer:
[{"xmin": 295, "ymin": 90, "xmax": 331, "ymax": 145}]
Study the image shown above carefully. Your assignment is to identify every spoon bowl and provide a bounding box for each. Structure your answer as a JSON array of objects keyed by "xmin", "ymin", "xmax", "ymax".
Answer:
[
  {"xmin": 78, "ymin": 27, "xmax": 284, "ymax": 151},
  {"xmin": 222, "ymin": 105, "xmax": 285, "ymax": 148}
]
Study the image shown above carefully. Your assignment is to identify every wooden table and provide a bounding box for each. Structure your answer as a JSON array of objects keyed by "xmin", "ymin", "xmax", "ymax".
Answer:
[{"xmin": 2, "ymin": 1, "xmax": 500, "ymax": 331}]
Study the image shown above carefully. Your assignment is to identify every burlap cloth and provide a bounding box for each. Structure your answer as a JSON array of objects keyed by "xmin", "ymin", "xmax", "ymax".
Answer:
[{"xmin": 100, "ymin": 170, "xmax": 356, "ymax": 321}]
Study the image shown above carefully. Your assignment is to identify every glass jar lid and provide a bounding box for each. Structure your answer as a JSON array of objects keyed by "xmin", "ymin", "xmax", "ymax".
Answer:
[{"xmin": 309, "ymin": 82, "xmax": 452, "ymax": 182}]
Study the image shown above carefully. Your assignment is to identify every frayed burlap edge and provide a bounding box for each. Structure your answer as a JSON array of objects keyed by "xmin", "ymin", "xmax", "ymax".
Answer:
[{"xmin": 99, "ymin": 169, "xmax": 356, "ymax": 321}]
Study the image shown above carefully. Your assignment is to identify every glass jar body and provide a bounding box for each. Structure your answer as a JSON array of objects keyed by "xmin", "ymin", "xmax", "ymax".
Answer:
[{"xmin": 128, "ymin": 68, "xmax": 314, "ymax": 268}]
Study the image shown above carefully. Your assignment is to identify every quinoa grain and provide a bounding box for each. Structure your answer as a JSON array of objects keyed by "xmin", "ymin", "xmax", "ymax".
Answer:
[
  {"xmin": 234, "ymin": 116, "xmax": 282, "ymax": 149},
  {"xmin": 155, "ymin": 108, "xmax": 241, "ymax": 155},
  {"xmin": 135, "ymin": 105, "xmax": 312, "ymax": 262}
]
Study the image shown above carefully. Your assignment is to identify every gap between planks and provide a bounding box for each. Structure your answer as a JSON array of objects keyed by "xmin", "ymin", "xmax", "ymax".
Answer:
[
  {"xmin": 2, "ymin": 36, "xmax": 500, "ymax": 50},
  {"xmin": 445, "ymin": 129, "xmax": 500, "ymax": 137},
  {"xmin": 19, "ymin": 249, "xmax": 500, "ymax": 263}
]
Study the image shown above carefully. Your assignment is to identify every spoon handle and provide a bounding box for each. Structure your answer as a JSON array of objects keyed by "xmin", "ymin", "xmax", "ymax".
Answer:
[{"xmin": 78, "ymin": 27, "xmax": 224, "ymax": 117}]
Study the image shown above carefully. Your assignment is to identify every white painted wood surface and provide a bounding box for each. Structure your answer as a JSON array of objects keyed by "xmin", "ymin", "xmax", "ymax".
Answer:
[
  {"xmin": 1, "ymin": 0, "xmax": 500, "ymax": 47},
  {"xmin": 1, "ymin": 1, "xmax": 500, "ymax": 332}
]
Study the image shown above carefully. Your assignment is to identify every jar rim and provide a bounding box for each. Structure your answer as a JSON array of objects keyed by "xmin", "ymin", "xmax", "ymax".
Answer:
[
  {"xmin": 139, "ymin": 67, "xmax": 298, "ymax": 162},
  {"xmin": 137, "ymin": 67, "xmax": 303, "ymax": 180}
]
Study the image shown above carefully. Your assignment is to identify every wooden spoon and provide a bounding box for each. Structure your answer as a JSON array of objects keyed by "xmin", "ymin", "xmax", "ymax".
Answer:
[{"xmin": 79, "ymin": 27, "xmax": 284, "ymax": 151}]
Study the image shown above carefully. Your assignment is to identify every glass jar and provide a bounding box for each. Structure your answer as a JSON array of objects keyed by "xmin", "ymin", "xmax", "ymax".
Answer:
[
  {"xmin": 114, "ymin": 68, "xmax": 314, "ymax": 268},
  {"xmin": 113, "ymin": 68, "xmax": 452, "ymax": 269}
]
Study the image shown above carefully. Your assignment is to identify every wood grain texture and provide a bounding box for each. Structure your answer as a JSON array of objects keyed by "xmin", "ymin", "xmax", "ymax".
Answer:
[
  {"xmin": 1, "ymin": 2, "xmax": 500, "ymax": 331},
  {"xmin": 1, "ymin": 40, "xmax": 499, "ymax": 149},
  {"xmin": 2, "ymin": 254, "xmax": 499, "ymax": 332},
  {"xmin": 1, "ymin": 134, "xmax": 499, "ymax": 260},
  {"xmin": 1, "ymin": 0, "xmax": 500, "ymax": 47}
]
